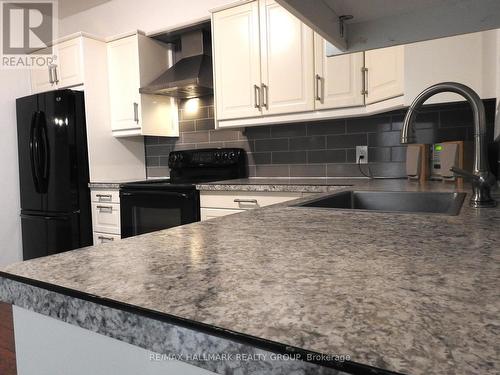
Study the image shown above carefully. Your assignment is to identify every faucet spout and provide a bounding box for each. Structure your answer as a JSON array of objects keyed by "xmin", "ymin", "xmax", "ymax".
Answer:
[{"xmin": 400, "ymin": 82, "xmax": 496, "ymax": 208}]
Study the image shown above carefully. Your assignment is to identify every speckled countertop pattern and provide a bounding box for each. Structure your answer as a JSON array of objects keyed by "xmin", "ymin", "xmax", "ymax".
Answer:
[
  {"xmin": 196, "ymin": 177, "xmax": 359, "ymax": 192},
  {"xmin": 2, "ymin": 180, "xmax": 500, "ymax": 375}
]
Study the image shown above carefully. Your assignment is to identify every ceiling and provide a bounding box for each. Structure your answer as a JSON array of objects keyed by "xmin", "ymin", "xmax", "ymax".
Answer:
[{"xmin": 58, "ymin": 0, "xmax": 111, "ymax": 19}]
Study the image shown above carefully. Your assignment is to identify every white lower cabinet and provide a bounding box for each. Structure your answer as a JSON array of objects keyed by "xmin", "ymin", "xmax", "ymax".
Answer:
[
  {"xmin": 90, "ymin": 188, "xmax": 121, "ymax": 244},
  {"xmin": 199, "ymin": 191, "xmax": 305, "ymax": 221}
]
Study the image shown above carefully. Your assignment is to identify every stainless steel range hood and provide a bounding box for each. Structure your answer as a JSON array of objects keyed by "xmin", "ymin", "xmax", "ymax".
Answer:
[{"xmin": 140, "ymin": 26, "xmax": 213, "ymax": 98}]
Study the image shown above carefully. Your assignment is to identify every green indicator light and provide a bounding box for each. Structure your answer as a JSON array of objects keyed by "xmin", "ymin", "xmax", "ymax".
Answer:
[{"xmin": 435, "ymin": 145, "xmax": 443, "ymax": 151}]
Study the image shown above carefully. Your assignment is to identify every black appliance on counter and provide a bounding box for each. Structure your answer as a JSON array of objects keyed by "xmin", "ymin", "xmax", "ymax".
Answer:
[
  {"xmin": 120, "ymin": 148, "xmax": 247, "ymax": 239},
  {"xmin": 16, "ymin": 90, "xmax": 92, "ymax": 260}
]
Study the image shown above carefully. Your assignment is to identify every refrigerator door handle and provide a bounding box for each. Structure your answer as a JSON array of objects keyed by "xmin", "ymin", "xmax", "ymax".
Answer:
[
  {"xmin": 20, "ymin": 213, "xmax": 71, "ymax": 221},
  {"xmin": 29, "ymin": 112, "xmax": 41, "ymax": 193},
  {"xmin": 39, "ymin": 112, "xmax": 50, "ymax": 190}
]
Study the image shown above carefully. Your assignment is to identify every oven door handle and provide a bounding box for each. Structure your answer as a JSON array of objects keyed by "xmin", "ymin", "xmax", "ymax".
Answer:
[{"xmin": 120, "ymin": 191, "xmax": 190, "ymax": 199}]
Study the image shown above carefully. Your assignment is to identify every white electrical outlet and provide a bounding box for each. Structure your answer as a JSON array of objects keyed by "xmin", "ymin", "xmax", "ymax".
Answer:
[{"xmin": 356, "ymin": 145, "xmax": 368, "ymax": 164}]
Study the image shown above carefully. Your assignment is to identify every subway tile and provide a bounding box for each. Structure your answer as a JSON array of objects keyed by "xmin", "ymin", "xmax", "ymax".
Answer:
[
  {"xmin": 436, "ymin": 127, "xmax": 469, "ymax": 142},
  {"xmin": 369, "ymin": 163, "xmax": 406, "ymax": 178},
  {"xmin": 180, "ymin": 106, "xmax": 209, "ymax": 121},
  {"xmin": 244, "ymin": 126, "xmax": 272, "ymax": 139},
  {"xmin": 368, "ymin": 131, "xmax": 401, "ymax": 147},
  {"xmin": 289, "ymin": 136, "xmax": 326, "ymax": 151},
  {"xmin": 146, "ymin": 156, "xmax": 159, "ymax": 167},
  {"xmin": 195, "ymin": 142, "xmax": 224, "ymax": 149},
  {"xmin": 368, "ymin": 147, "xmax": 392, "ymax": 162},
  {"xmin": 255, "ymin": 138, "xmax": 289, "ymax": 152},
  {"xmin": 250, "ymin": 164, "xmax": 289, "ymax": 177},
  {"xmin": 346, "ymin": 149, "xmax": 356, "ymax": 163},
  {"xmin": 196, "ymin": 118, "xmax": 215, "ymax": 131},
  {"xmin": 391, "ymin": 147, "xmax": 407, "ymax": 162},
  {"xmin": 346, "ymin": 115, "xmax": 391, "ymax": 133},
  {"xmin": 209, "ymin": 129, "xmax": 241, "ymax": 142},
  {"xmin": 181, "ymin": 131, "xmax": 209, "ymax": 144},
  {"xmin": 208, "ymin": 106, "xmax": 214, "ymax": 118},
  {"xmin": 439, "ymin": 108, "xmax": 474, "ymax": 128},
  {"xmin": 290, "ymin": 164, "xmax": 326, "ymax": 177},
  {"xmin": 157, "ymin": 137, "xmax": 177, "ymax": 145},
  {"xmin": 272, "ymin": 151, "xmax": 307, "ymax": 164},
  {"xmin": 306, "ymin": 119, "xmax": 345, "ymax": 136},
  {"xmin": 308, "ymin": 149, "xmax": 346, "ymax": 163},
  {"xmin": 391, "ymin": 112, "xmax": 439, "ymax": 131},
  {"xmin": 270, "ymin": 123, "xmax": 306, "ymax": 138},
  {"xmin": 146, "ymin": 166, "xmax": 169, "ymax": 178},
  {"xmin": 144, "ymin": 136, "xmax": 159, "ymax": 145},
  {"xmin": 146, "ymin": 144, "xmax": 172, "ymax": 157},
  {"xmin": 179, "ymin": 120, "xmax": 195, "ymax": 132},
  {"xmin": 326, "ymin": 163, "xmax": 365, "ymax": 177},
  {"xmin": 159, "ymin": 156, "xmax": 170, "ymax": 167},
  {"xmin": 173, "ymin": 143, "xmax": 197, "ymax": 151},
  {"xmin": 247, "ymin": 152, "xmax": 271, "ymax": 165},
  {"xmin": 223, "ymin": 140, "xmax": 253, "ymax": 152},
  {"xmin": 327, "ymin": 134, "xmax": 367, "ymax": 149}
]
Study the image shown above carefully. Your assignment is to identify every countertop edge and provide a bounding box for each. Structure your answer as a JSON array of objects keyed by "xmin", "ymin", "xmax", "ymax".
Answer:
[{"xmin": 0, "ymin": 271, "xmax": 397, "ymax": 375}]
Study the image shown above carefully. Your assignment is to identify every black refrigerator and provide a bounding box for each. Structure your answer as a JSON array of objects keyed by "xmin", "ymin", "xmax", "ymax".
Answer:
[{"xmin": 16, "ymin": 89, "xmax": 92, "ymax": 260}]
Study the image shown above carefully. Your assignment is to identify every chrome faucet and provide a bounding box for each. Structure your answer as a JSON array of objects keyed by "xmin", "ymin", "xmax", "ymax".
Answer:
[{"xmin": 400, "ymin": 82, "xmax": 496, "ymax": 208}]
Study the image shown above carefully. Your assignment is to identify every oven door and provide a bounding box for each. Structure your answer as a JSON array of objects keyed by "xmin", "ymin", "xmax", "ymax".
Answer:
[{"xmin": 120, "ymin": 189, "xmax": 200, "ymax": 239}]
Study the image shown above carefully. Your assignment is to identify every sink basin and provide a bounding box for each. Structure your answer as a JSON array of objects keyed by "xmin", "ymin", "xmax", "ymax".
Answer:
[{"xmin": 297, "ymin": 190, "xmax": 466, "ymax": 215}]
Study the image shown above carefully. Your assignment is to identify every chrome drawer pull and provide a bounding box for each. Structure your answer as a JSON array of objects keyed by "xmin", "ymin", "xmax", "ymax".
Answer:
[
  {"xmin": 98, "ymin": 236, "xmax": 114, "ymax": 242},
  {"xmin": 96, "ymin": 194, "xmax": 112, "ymax": 201},
  {"xmin": 234, "ymin": 198, "xmax": 258, "ymax": 204},
  {"xmin": 96, "ymin": 205, "xmax": 113, "ymax": 211}
]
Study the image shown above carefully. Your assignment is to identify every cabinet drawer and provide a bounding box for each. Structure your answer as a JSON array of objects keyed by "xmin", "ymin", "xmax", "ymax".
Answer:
[
  {"xmin": 91, "ymin": 190, "xmax": 120, "ymax": 204},
  {"xmin": 200, "ymin": 191, "xmax": 302, "ymax": 210},
  {"xmin": 93, "ymin": 232, "xmax": 121, "ymax": 245},
  {"xmin": 200, "ymin": 208, "xmax": 244, "ymax": 221},
  {"xmin": 91, "ymin": 202, "xmax": 121, "ymax": 234}
]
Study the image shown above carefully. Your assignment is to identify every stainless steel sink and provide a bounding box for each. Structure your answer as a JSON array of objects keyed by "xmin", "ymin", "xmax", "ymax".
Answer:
[{"xmin": 297, "ymin": 191, "xmax": 466, "ymax": 215}]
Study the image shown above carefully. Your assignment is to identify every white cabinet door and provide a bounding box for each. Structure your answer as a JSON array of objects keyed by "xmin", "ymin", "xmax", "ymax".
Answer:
[
  {"xmin": 259, "ymin": 0, "xmax": 314, "ymax": 115},
  {"xmin": 364, "ymin": 45, "xmax": 404, "ymax": 104},
  {"xmin": 91, "ymin": 202, "xmax": 121, "ymax": 235},
  {"xmin": 54, "ymin": 38, "xmax": 83, "ymax": 89},
  {"xmin": 93, "ymin": 232, "xmax": 121, "ymax": 245},
  {"xmin": 30, "ymin": 47, "xmax": 56, "ymax": 94},
  {"xmin": 107, "ymin": 36, "xmax": 142, "ymax": 133},
  {"xmin": 314, "ymin": 34, "xmax": 364, "ymax": 109},
  {"xmin": 213, "ymin": 1, "xmax": 262, "ymax": 120}
]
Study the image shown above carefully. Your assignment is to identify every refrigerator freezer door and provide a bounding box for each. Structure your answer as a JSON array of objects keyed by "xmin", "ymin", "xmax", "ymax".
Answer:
[
  {"xmin": 20, "ymin": 212, "xmax": 80, "ymax": 260},
  {"xmin": 16, "ymin": 95, "xmax": 43, "ymax": 211},
  {"xmin": 38, "ymin": 90, "xmax": 80, "ymax": 212}
]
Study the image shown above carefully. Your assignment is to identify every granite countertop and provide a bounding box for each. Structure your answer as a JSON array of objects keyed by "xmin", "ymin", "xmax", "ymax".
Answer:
[{"xmin": 2, "ymin": 180, "xmax": 499, "ymax": 374}]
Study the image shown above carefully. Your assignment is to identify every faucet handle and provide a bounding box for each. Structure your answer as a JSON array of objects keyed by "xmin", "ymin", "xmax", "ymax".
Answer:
[{"xmin": 450, "ymin": 166, "xmax": 479, "ymax": 181}]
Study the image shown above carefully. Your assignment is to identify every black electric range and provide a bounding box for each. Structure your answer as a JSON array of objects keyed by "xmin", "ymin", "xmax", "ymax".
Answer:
[{"xmin": 120, "ymin": 148, "xmax": 247, "ymax": 238}]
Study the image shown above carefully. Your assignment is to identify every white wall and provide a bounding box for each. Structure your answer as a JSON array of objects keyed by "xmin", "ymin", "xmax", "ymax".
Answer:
[
  {"xmin": 0, "ymin": 69, "xmax": 31, "ymax": 266},
  {"xmin": 59, "ymin": 0, "xmax": 233, "ymax": 37}
]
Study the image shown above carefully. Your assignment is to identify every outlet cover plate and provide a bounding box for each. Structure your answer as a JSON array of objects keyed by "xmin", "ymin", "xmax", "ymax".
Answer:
[{"xmin": 356, "ymin": 145, "xmax": 368, "ymax": 164}]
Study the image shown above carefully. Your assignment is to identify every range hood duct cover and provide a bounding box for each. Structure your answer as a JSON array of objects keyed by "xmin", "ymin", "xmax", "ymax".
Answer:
[{"xmin": 140, "ymin": 29, "xmax": 213, "ymax": 98}]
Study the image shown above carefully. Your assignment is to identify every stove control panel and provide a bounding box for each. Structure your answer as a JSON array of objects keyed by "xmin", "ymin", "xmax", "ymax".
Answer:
[{"xmin": 168, "ymin": 148, "xmax": 245, "ymax": 169}]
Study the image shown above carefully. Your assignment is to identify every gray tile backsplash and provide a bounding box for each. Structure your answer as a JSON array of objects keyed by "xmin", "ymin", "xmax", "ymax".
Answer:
[{"xmin": 145, "ymin": 97, "xmax": 498, "ymax": 179}]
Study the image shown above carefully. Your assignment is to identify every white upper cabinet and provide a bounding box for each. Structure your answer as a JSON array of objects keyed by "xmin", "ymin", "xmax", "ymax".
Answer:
[
  {"xmin": 30, "ymin": 38, "xmax": 84, "ymax": 94},
  {"xmin": 212, "ymin": 0, "xmax": 314, "ymax": 120},
  {"xmin": 314, "ymin": 34, "xmax": 364, "ymax": 109},
  {"xmin": 364, "ymin": 45, "xmax": 405, "ymax": 104},
  {"xmin": 107, "ymin": 33, "xmax": 178, "ymax": 137},
  {"xmin": 212, "ymin": 2, "xmax": 262, "ymax": 120},
  {"xmin": 259, "ymin": 0, "xmax": 314, "ymax": 115}
]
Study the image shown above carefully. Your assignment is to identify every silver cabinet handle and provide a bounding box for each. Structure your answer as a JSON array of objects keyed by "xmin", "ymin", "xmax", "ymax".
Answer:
[
  {"xmin": 315, "ymin": 74, "xmax": 322, "ymax": 101},
  {"xmin": 234, "ymin": 198, "xmax": 258, "ymax": 204},
  {"xmin": 261, "ymin": 84, "xmax": 269, "ymax": 109},
  {"xmin": 48, "ymin": 66, "xmax": 54, "ymax": 84},
  {"xmin": 133, "ymin": 102, "xmax": 139, "ymax": 123},
  {"xmin": 253, "ymin": 85, "xmax": 261, "ymax": 109},
  {"xmin": 96, "ymin": 205, "xmax": 113, "ymax": 212},
  {"xmin": 98, "ymin": 235, "xmax": 114, "ymax": 242},
  {"xmin": 96, "ymin": 194, "xmax": 112, "ymax": 201},
  {"xmin": 361, "ymin": 67, "xmax": 368, "ymax": 95},
  {"xmin": 53, "ymin": 66, "xmax": 59, "ymax": 84}
]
